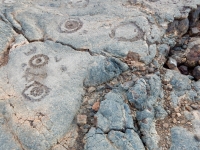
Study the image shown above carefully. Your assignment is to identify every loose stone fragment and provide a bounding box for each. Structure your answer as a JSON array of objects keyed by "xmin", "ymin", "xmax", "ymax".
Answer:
[
  {"xmin": 167, "ymin": 57, "xmax": 177, "ymax": 69},
  {"xmin": 87, "ymin": 87, "xmax": 96, "ymax": 93},
  {"xmin": 77, "ymin": 115, "xmax": 87, "ymax": 125},
  {"xmin": 92, "ymin": 102, "xmax": 100, "ymax": 112},
  {"xmin": 163, "ymin": 123, "xmax": 169, "ymax": 128},
  {"xmin": 190, "ymin": 27, "xmax": 200, "ymax": 35},
  {"xmin": 178, "ymin": 65, "xmax": 188, "ymax": 75}
]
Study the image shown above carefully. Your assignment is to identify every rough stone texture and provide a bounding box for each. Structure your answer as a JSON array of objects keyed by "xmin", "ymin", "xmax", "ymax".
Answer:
[
  {"xmin": 84, "ymin": 128, "xmax": 145, "ymax": 150},
  {"xmin": 170, "ymin": 127, "xmax": 200, "ymax": 150},
  {"xmin": 127, "ymin": 74, "xmax": 164, "ymax": 150},
  {"xmin": 1, "ymin": 0, "xmax": 200, "ymax": 150},
  {"xmin": 95, "ymin": 91, "xmax": 134, "ymax": 133},
  {"xmin": 0, "ymin": 20, "xmax": 16, "ymax": 66},
  {"xmin": 0, "ymin": 41, "xmax": 127, "ymax": 150}
]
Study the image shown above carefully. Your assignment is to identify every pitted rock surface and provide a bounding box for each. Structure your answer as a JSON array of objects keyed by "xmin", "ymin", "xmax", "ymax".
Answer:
[{"xmin": 0, "ymin": 0, "xmax": 200, "ymax": 150}]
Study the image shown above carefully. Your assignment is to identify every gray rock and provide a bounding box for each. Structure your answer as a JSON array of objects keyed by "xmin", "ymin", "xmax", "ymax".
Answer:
[
  {"xmin": 107, "ymin": 129, "xmax": 145, "ymax": 150},
  {"xmin": 127, "ymin": 75, "xmax": 162, "ymax": 150},
  {"xmin": 166, "ymin": 18, "xmax": 189, "ymax": 37},
  {"xmin": 1, "ymin": 0, "xmax": 200, "ymax": 149},
  {"xmin": 0, "ymin": 41, "xmax": 127, "ymax": 150},
  {"xmin": 84, "ymin": 57, "xmax": 128, "ymax": 87},
  {"xmin": 84, "ymin": 127, "xmax": 145, "ymax": 150},
  {"xmin": 2, "ymin": 3, "xmax": 161, "ymax": 63},
  {"xmin": 0, "ymin": 20, "xmax": 16, "ymax": 66},
  {"xmin": 158, "ymin": 44, "xmax": 170, "ymax": 57},
  {"xmin": 95, "ymin": 91, "xmax": 134, "ymax": 133},
  {"xmin": 170, "ymin": 127, "xmax": 200, "ymax": 150},
  {"xmin": 127, "ymin": 74, "xmax": 163, "ymax": 110},
  {"xmin": 155, "ymin": 105, "xmax": 168, "ymax": 119},
  {"xmin": 84, "ymin": 128, "xmax": 116, "ymax": 150},
  {"xmin": 127, "ymin": 78, "xmax": 147, "ymax": 110},
  {"xmin": 164, "ymin": 70, "xmax": 192, "ymax": 96}
]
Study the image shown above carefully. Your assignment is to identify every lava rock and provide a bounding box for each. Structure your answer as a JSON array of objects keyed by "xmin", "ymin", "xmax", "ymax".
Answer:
[
  {"xmin": 166, "ymin": 18, "xmax": 189, "ymax": 36},
  {"xmin": 95, "ymin": 91, "xmax": 134, "ymax": 133},
  {"xmin": 167, "ymin": 57, "xmax": 177, "ymax": 69},
  {"xmin": 178, "ymin": 65, "xmax": 188, "ymax": 75},
  {"xmin": 170, "ymin": 127, "xmax": 200, "ymax": 150},
  {"xmin": 84, "ymin": 128, "xmax": 145, "ymax": 150},
  {"xmin": 193, "ymin": 66, "xmax": 200, "ymax": 80}
]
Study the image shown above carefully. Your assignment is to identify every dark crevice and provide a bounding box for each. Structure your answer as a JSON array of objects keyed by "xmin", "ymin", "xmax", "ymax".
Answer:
[
  {"xmin": 54, "ymin": 40, "xmax": 93, "ymax": 56},
  {"xmin": 164, "ymin": 6, "xmax": 200, "ymax": 81}
]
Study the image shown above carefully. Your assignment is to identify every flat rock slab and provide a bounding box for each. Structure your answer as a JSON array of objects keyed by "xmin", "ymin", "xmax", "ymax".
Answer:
[
  {"xmin": 0, "ymin": 0, "xmax": 200, "ymax": 150},
  {"xmin": 0, "ymin": 41, "xmax": 127, "ymax": 150}
]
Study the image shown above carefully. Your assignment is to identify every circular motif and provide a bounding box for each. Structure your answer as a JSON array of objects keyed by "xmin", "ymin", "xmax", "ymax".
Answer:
[
  {"xmin": 110, "ymin": 22, "xmax": 144, "ymax": 42},
  {"xmin": 30, "ymin": 87, "xmax": 44, "ymax": 97},
  {"xmin": 29, "ymin": 54, "xmax": 49, "ymax": 68},
  {"xmin": 69, "ymin": 0, "xmax": 89, "ymax": 8},
  {"xmin": 59, "ymin": 18, "xmax": 83, "ymax": 33},
  {"xmin": 22, "ymin": 81, "xmax": 50, "ymax": 101}
]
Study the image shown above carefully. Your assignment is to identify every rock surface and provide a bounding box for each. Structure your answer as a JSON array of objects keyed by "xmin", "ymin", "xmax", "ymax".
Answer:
[{"xmin": 0, "ymin": 0, "xmax": 200, "ymax": 150}]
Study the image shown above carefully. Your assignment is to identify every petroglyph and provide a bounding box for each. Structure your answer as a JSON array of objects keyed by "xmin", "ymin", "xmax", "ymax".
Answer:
[
  {"xmin": 22, "ymin": 81, "xmax": 50, "ymax": 101},
  {"xmin": 59, "ymin": 18, "xmax": 83, "ymax": 33},
  {"xmin": 110, "ymin": 22, "xmax": 144, "ymax": 42},
  {"xmin": 29, "ymin": 54, "xmax": 49, "ymax": 68}
]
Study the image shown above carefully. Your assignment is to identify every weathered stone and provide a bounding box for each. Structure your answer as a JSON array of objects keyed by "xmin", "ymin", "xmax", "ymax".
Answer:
[
  {"xmin": 167, "ymin": 57, "xmax": 177, "ymax": 69},
  {"xmin": 0, "ymin": 20, "xmax": 16, "ymax": 66},
  {"xmin": 185, "ymin": 38, "xmax": 200, "ymax": 67},
  {"xmin": 170, "ymin": 127, "xmax": 200, "ymax": 150},
  {"xmin": 190, "ymin": 27, "xmax": 200, "ymax": 35},
  {"xmin": 166, "ymin": 18, "xmax": 189, "ymax": 37},
  {"xmin": 87, "ymin": 87, "xmax": 96, "ymax": 93},
  {"xmin": 84, "ymin": 57, "xmax": 128, "ymax": 86},
  {"xmin": 0, "ymin": 40, "xmax": 128, "ymax": 150},
  {"xmin": 193, "ymin": 66, "xmax": 200, "ymax": 80},
  {"xmin": 178, "ymin": 65, "xmax": 188, "ymax": 75},
  {"xmin": 95, "ymin": 91, "xmax": 134, "ymax": 133},
  {"xmin": 1, "ymin": 0, "xmax": 200, "ymax": 150},
  {"xmin": 84, "ymin": 127, "xmax": 145, "ymax": 150}
]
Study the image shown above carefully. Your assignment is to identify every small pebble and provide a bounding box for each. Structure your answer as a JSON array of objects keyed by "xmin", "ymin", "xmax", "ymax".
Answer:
[
  {"xmin": 163, "ymin": 123, "xmax": 169, "ymax": 128},
  {"xmin": 92, "ymin": 102, "xmax": 100, "ymax": 111},
  {"xmin": 185, "ymin": 105, "xmax": 192, "ymax": 111},
  {"xmin": 167, "ymin": 57, "xmax": 177, "ymax": 69},
  {"xmin": 173, "ymin": 118, "xmax": 177, "ymax": 123},
  {"xmin": 77, "ymin": 115, "xmax": 87, "ymax": 125},
  {"xmin": 87, "ymin": 87, "xmax": 96, "ymax": 93},
  {"xmin": 177, "ymin": 113, "xmax": 181, "ymax": 117}
]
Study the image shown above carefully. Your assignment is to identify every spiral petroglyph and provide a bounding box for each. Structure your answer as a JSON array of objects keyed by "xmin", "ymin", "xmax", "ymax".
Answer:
[
  {"xmin": 59, "ymin": 18, "xmax": 83, "ymax": 33},
  {"xmin": 110, "ymin": 22, "xmax": 144, "ymax": 42},
  {"xmin": 22, "ymin": 81, "xmax": 50, "ymax": 101},
  {"xmin": 29, "ymin": 54, "xmax": 49, "ymax": 68}
]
